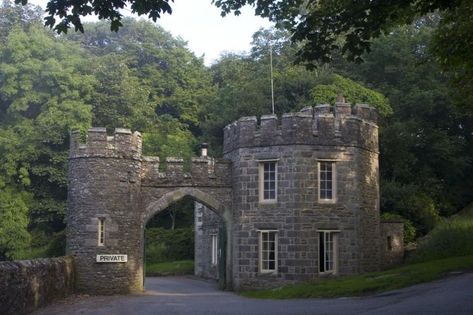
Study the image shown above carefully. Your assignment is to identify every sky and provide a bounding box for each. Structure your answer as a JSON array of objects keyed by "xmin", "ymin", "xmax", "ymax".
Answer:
[{"xmin": 28, "ymin": 0, "xmax": 273, "ymax": 65}]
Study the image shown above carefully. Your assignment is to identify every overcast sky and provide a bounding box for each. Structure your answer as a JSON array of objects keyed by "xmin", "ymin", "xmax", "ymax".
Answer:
[{"xmin": 28, "ymin": 0, "xmax": 273, "ymax": 65}]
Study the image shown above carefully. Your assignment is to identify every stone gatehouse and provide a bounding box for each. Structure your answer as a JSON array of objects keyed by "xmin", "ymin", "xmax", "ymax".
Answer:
[{"xmin": 66, "ymin": 101, "xmax": 403, "ymax": 294}]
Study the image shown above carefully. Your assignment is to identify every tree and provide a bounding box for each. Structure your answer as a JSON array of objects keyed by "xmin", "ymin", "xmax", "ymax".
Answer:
[
  {"xmin": 0, "ymin": 12, "xmax": 215, "ymax": 258},
  {"xmin": 0, "ymin": 23, "xmax": 94, "ymax": 257},
  {"xmin": 214, "ymin": 0, "xmax": 464, "ymax": 65},
  {"xmin": 1, "ymin": 0, "xmax": 42, "ymax": 42},
  {"xmin": 333, "ymin": 20, "xmax": 473, "ymax": 233},
  {"xmin": 16, "ymin": 0, "xmax": 469, "ymax": 74},
  {"xmin": 203, "ymin": 27, "xmax": 392, "ymax": 156},
  {"xmin": 67, "ymin": 19, "xmax": 215, "ymax": 134},
  {"xmin": 431, "ymin": 1, "xmax": 473, "ymax": 114}
]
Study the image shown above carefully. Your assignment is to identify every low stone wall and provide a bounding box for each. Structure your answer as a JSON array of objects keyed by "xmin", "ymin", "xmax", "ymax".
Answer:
[
  {"xmin": 380, "ymin": 221, "xmax": 404, "ymax": 269},
  {"xmin": 0, "ymin": 256, "xmax": 75, "ymax": 315}
]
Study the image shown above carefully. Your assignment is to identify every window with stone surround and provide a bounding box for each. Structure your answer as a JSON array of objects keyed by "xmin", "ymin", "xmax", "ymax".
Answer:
[
  {"xmin": 259, "ymin": 161, "xmax": 277, "ymax": 203},
  {"xmin": 211, "ymin": 234, "xmax": 218, "ymax": 266},
  {"xmin": 318, "ymin": 160, "xmax": 336, "ymax": 203},
  {"xmin": 258, "ymin": 230, "xmax": 278, "ymax": 273},
  {"xmin": 318, "ymin": 231, "xmax": 339, "ymax": 274},
  {"xmin": 98, "ymin": 218, "xmax": 105, "ymax": 246}
]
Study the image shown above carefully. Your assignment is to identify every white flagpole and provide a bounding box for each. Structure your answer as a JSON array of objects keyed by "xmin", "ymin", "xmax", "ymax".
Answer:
[{"xmin": 270, "ymin": 43, "xmax": 275, "ymax": 114}]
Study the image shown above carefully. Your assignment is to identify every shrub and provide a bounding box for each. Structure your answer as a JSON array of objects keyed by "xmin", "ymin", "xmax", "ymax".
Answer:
[
  {"xmin": 310, "ymin": 74, "xmax": 392, "ymax": 116},
  {"xmin": 412, "ymin": 208, "xmax": 473, "ymax": 262},
  {"xmin": 381, "ymin": 181, "xmax": 441, "ymax": 236},
  {"xmin": 145, "ymin": 227, "xmax": 194, "ymax": 263},
  {"xmin": 45, "ymin": 231, "xmax": 66, "ymax": 257}
]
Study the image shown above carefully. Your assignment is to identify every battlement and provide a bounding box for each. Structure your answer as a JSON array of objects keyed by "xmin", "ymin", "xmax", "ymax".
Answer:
[
  {"xmin": 140, "ymin": 156, "xmax": 232, "ymax": 187},
  {"xmin": 70, "ymin": 127, "xmax": 142, "ymax": 159},
  {"xmin": 223, "ymin": 102, "xmax": 379, "ymax": 154}
]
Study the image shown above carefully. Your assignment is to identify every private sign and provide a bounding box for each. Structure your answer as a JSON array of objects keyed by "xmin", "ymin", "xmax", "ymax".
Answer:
[{"xmin": 96, "ymin": 254, "xmax": 128, "ymax": 263}]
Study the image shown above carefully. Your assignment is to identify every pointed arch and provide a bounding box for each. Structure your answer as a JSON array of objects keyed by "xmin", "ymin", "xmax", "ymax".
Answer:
[{"xmin": 144, "ymin": 187, "xmax": 225, "ymax": 225}]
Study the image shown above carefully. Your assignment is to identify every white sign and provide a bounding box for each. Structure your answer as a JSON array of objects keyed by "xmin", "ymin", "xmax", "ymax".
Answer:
[{"xmin": 96, "ymin": 254, "xmax": 128, "ymax": 263}]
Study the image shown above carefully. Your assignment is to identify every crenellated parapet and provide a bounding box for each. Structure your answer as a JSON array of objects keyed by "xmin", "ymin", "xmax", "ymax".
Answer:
[
  {"xmin": 223, "ymin": 102, "xmax": 379, "ymax": 154},
  {"xmin": 70, "ymin": 127, "xmax": 142, "ymax": 159},
  {"xmin": 140, "ymin": 156, "xmax": 232, "ymax": 187}
]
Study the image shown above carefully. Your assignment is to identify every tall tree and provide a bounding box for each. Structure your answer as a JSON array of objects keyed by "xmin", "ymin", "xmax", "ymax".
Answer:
[
  {"xmin": 0, "ymin": 0, "xmax": 42, "ymax": 42},
  {"xmin": 333, "ymin": 20, "xmax": 473, "ymax": 233},
  {"xmin": 0, "ymin": 23, "xmax": 94, "ymax": 257},
  {"xmin": 204, "ymin": 27, "xmax": 391, "ymax": 155},
  {"xmin": 67, "ymin": 19, "xmax": 215, "ymax": 136}
]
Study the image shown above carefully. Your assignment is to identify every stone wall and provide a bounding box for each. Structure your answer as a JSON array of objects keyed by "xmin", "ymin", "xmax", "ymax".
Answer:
[
  {"xmin": 223, "ymin": 103, "xmax": 382, "ymax": 290},
  {"xmin": 67, "ymin": 128, "xmax": 144, "ymax": 294},
  {"xmin": 223, "ymin": 103, "xmax": 378, "ymax": 155},
  {"xmin": 67, "ymin": 127, "xmax": 233, "ymax": 294},
  {"xmin": 0, "ymin": 257, "xmax": 75, "ymax": 315},
  {"xmin": 194, "ymin": 202, "xmax": 223, "ymax": 279},
  {"xmin": 381, "ymin": 221, "xmax": 404, "ymax": 268},
  {"xmin": 66, "ymin": 101, "xmax": 394, "ymax": 293}
]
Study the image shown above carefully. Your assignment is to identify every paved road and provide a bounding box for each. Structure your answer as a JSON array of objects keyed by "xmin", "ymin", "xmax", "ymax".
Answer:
[{"xmin": 34, "ymin": 273, "xmax": 473, "ymax": 315}]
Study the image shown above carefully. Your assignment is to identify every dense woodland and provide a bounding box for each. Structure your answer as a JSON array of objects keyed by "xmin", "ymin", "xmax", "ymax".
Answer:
[{"xmin": 0, "ymin": 2, "xmax": 472, "ymax": 261}]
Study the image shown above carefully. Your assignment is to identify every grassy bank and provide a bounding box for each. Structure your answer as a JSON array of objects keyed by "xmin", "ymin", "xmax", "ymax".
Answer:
[
  {"xmin": 146, "ymin": 260, "xmax": 194, "ymax": 276},
  {"xmin": 413, "ymin": 203, "xmax": 473, "ymax": 262},
  {"xmin": 242, "ymin": 204, "xmax": 473, "ymax": 299},
  {"xmin": 241, "ymin": 255, "xmax": 473, "ymax": 299}
]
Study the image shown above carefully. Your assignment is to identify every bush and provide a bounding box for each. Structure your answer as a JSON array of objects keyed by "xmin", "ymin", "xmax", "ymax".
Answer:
[
  {"xmin": 145, "ymin": 227, "xmax": 194, "ymax": 263},
  {"xmin": 412, "ymin": 208, "xmax": 473, "ymax": 262},
  {"xmin": 45, "ymin": 231, "xmax": 66, "ymax": 257},
  {"xmin": 310, "ymin": 74, "xmax": 392, "ymax": 116},
  {"xmin": 381, "ymin": 181, "xmax": 441, "ymax": 236}
]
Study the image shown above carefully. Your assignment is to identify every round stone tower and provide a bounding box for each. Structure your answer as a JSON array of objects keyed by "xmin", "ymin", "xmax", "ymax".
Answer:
[
  {"xmin": 66, "ymin": 128, "xmax": 143, "ymax": 294},
  {"xmin": 223, "ymin": 102, "xmax": 380, "ymax": 289}
]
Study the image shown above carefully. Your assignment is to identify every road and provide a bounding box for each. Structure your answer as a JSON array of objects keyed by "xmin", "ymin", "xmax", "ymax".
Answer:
[{"xmin": 34, "ymin": 273, "xmax": 473, "ymax": 315}]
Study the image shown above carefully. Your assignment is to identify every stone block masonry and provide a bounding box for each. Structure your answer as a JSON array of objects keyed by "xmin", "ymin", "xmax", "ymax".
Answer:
[
  {"xmin": 67, "ymin": 128, "xmax": 233, "ymax": 294},
  {"xmin": 219, "ymin": 102, "xmax": 401, "ymax": 290},
  {"xmin": 0, "ymin": 257, "xmax": 74, "ymax": 315},
  {"xmin": 66, "ymin": 100, "xmax": 403, "ymax": 294}
]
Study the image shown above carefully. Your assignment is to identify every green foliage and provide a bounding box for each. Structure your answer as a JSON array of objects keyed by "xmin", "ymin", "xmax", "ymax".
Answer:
[
  {"xmin": 203, "ymin": 28, "xmax": 391, "ymax": 156},
  {"xmin": 214, "ymin": 1, "xmax": 464, "ymax": 65},
  {"xmin": 142, "ymin": 116, "xmax": 196, "ymax": 160},
  {"xmin": 146, "ymin": 196, "xmax": 195, "ymax": 230},
  {"xmin": 381, "ymin": 212, "xmax": 416, "ymax": 244},
  {"xmin": 0, "ymin": 187, "xmax": 31, "ymax": 260},
  {"xmin": 0, "ymin": 23, "xmax": 94, "ymax": 254},
  {"xmin": 310, "ymin": 74, "xmax": 392, "ymax": 116},
  {"xmin": 432, "ymin": 1, "xmax": 473, "ymax": 114},
  {"xmin": 413, "ymin": 206, "xmax": 473, "ymax": 262},
  {"xmin": 1, "ymin": 4, "xmax": 471, "ymax": 262},
  {"xmin": 67, "ymin": 19, "xmax": 215, "ymax": 132},
  {"xmin": 241, "ymin": 255, "xmax": 473, "ymax": 299},
  {"xmin": 146, "ymin": 260, "xmax": 194, "ymax": 276},
  {"xmin": 335, "ymin": 20, "xmax": 473, "ymax": 233},
  {"xmin": 381, "ymin": 182, "xmax": 441, "ymax": 236},
  {"xmin": 145, "ymin": 227, "xmax": 194, "ymax": 263},
  {"xmin": 45, "ymin": 230, "xmax": 66, "ymax": 257}
]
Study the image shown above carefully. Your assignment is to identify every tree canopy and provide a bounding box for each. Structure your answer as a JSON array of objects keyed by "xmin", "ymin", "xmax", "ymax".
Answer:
[
  {"xmin": 1, "ymin": 2, "xmax": 472, "ymax": 259},
  {"xmin": 20, "ymin": 0, "xmax": 465, "ymax": 65}
]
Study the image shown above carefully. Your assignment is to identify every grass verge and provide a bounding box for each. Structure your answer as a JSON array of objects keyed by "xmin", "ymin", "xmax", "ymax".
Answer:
[
  {"xmin": 146, "ymin": 260, "xmax": 194, "ymax": 276},
  {"xmin": 241, "ymin": 255, "xmax": 473, "ymax": 299},
  {"xmin": 413, "ymin": 203, "xmax": 473, "ymax": 262}
]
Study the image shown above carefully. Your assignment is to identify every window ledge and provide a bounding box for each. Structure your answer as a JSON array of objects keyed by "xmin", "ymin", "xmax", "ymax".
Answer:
[
  {"xmin": 259, "ymin": 200, "xmax": 278, "ymax": 205},
  {"xmin": 258, "ymin": 271, "xmax": 278, "ymax": 277},
  {"xmin": 318, "ymin": 199, "xmax": 337, "ymax": 204}
]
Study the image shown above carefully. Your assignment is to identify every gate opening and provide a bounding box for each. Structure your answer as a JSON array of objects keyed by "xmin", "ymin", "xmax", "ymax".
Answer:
[{"xmin": 144, "ymin": 196, "xmax": 225, "ymax": 289}]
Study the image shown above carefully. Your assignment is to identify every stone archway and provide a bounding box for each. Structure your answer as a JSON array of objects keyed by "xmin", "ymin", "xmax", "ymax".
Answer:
[
  {"xmin": 143, "ymin": 188, "xmax": 227, "ymax": 224},
  {"xmin": 142, "ymin": 188, "xmax": 232, "ymax": 289},
  {"xmin": 67, "ymin": 128, "xmax": 233, "ymax": 294}
]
